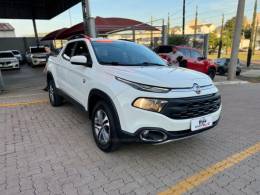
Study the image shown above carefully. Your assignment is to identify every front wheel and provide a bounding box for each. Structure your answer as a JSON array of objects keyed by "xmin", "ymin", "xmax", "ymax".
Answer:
[
  {"xmin": 92, "ymin": 101, "xmax": 120, "ymax": 152},
  {"xmin": 208, "ymin": 68, "xmax": 216, "ymax": 80}
]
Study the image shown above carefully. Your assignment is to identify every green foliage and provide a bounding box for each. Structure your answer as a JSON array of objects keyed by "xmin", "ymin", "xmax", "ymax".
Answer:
[
  {"xmin": 168, "ymin": 35, "xmax": 189, "ymax": 46},
  {"xmin": 243, "ymin": 28, "xmax": 252, "ymax": 39},
  {"xmin": 209, "ymin": 32, "xmax": 219, "ymax": 50}
]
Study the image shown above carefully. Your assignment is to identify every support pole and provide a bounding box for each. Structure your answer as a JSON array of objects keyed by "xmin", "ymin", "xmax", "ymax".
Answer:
[
  {"xmin": 228, "ymin": 0, "xmax": 245, "ymax": 80},
  {"xmin": 0, "ymin": 70, "xmax": 5, "ymax": 93},
  {"xmin": 182, "ymin": 0, "xmax": 186, "ymax": 35},
  {"xmin": 82, "ymin": 0, "xmax": 96, "ymax": 37},
  {"xmin": 162, "ymin": 24, "xmax": 168, "ymax": 45},
  {"xmin": 218, "ymin": 14, "xmax": 225, "ymax": 58},
  {"xmin": 247, "ymin": 0, "xmax": 257, "ymax": 67},
  {"xmin": 32, "ymin": 18, "xmax": 40, "ymax": 46}
]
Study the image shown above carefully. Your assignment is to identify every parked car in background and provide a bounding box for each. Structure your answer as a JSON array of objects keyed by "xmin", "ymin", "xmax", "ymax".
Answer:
[
  {"xmin": 0, "ymin": 51, "xmax": 19, "ymax": 70},
  {"xmin": 26, "ymin": 46, "xmax": 49, "ymax": 67},
  {"xmin": 11, "ymin": 50, "xmax": 24, "ymax": 64},
  {"xmin": 47, "ymin": 37, "xmax": 222, "ymax": 152},
  {"xmin": 154, "ymin": 45, "xmax": 217, "ymax": 79},
  {"xmin": 214, "ymin": 58, "xmax": 241, "ymax": 76}
]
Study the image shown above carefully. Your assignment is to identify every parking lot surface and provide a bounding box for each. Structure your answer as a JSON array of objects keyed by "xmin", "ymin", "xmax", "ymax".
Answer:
[{"xmin": 0, "ymin": 67, "xmax": 259, "ymax": 195}]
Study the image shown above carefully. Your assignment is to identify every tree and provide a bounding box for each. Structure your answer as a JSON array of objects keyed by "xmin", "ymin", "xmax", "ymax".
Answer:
[
  {"xmin": 223, "ymin": 16, "xmax": 249, "ymax": 51},
  {"xmin": 168, "ymin": 35, "xmax": 189, "ymax": 45},
  {"xmin": 243, "ymin": 27, "xmax": 252, "ymax": 39},
  {"xmin": 209, "ymin": 32, "xmax": 219, "ymax": 50}
]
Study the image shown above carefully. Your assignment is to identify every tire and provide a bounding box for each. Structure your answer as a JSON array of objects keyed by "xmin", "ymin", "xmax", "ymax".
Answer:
[
  {"xmin": 208, "ymin": 68, "xmax": 216, "ymax": 80},
  {"xmin": 218, "ymin": 67, "xmax": 225, "ymax": 76},
  {"xmin": 91, "ymin": 101, "xmax": 120, "ymax": 152},
  {"xmin": 48, "ymin": 80, "xmax": 63, "ymax": 107},
  {"xmin": 236, "ymin": 71, "xmax": 241, "ymax": 76}
]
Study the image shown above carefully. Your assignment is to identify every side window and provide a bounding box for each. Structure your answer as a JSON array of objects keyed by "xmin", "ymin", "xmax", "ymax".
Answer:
[
  {"xmin": 73, "ymin": 41, "xmax": 92, "ymax": 66},
  {"xmin": 62, "ymin": 42, "xmax": 76, "ymax": 60},
  {"xmin": 190, "ymin": 50, "xmax": 203, "ymax": 59},
  {"xmin": 179, "ymin": 48, "xmax": 190, "ymax": 58}
]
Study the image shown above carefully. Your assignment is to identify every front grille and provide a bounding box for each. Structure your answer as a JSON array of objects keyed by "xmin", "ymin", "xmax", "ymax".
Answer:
[
  {"xmin": 161, "ymin": 93, "xmax": 221, "ymax": 120},
  {"xmin": 33, "ymin": 56, "xmax": 46, "ymax": 59}
]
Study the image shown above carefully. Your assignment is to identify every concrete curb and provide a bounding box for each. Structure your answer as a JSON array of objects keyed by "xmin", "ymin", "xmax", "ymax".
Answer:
[{"xmin": 214, "ymin": 80, "xmax": 249, "ymax": 86}]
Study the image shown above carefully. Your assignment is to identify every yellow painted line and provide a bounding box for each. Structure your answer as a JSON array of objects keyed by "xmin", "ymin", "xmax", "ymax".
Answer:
[
  {"xmin": 159, "ymin": 142, "xmax": 260, "ymax": 195},
  {"xmin": 0, "ymin": 99, "xmax": 48, "ymax": 108}
]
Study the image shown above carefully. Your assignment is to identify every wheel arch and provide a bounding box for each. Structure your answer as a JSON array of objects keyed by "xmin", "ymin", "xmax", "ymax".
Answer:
[{"xmin": 88, "ymin": 89, "xmax": 121, "ymax": 127}]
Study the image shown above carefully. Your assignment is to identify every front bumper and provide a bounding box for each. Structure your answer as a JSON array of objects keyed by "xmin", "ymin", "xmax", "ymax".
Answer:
[
  {"xmin": 114, "ymin": 86, "xmax": 221, "ymax": 143},
  {"xmin": 0, "ymin": 62, "xmax": 19, "ymax": 69},
  {"xmin": 118, "ymin": 118, "xmax": 220, "ymax": 143},
  {"xmin": 32, "ymin": 58, "xmax": 47, "ymax": 66}
]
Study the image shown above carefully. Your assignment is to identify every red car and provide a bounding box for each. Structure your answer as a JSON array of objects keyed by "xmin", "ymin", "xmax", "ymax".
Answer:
[{"xmin": 154, "ymin": 45, "xmax": 217, "ymax": 79}]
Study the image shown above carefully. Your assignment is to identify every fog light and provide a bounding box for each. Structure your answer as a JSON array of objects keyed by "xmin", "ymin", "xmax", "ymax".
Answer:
[{"xmin": 140, "ymin": 129, "xmax": 168, "ymax": 143}]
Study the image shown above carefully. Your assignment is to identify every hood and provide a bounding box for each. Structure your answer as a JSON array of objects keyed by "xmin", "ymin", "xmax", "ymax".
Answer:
[{"xmin": 102, "ymin": 66, "xmax": 213, "ymax": 88}]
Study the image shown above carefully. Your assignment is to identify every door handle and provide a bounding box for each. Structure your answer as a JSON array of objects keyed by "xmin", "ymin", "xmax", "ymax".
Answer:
[{"xmin": 82, "ymin": 79, "xmax": 86, "ymax": 84}]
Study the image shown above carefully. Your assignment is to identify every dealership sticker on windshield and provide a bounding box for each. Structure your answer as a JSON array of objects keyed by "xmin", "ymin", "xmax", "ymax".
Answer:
[{"xmin": 191, "ymin": 116, "xmax": 213, "ymax": 131}]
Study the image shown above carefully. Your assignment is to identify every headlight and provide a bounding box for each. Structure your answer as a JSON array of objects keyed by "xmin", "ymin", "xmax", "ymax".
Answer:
[
  {"xmin": 115, "ymin": 77, "xmax": 171, "ymax": 93},
  {"xmin": 133, "ymin": 98, "xmax": 168, "ymax": 112}
]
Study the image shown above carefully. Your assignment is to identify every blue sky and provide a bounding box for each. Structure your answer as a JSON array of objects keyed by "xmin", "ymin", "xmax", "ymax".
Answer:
[{"xmin": 0, "ymin": 0, "xmax": 259, "ymax": 36}]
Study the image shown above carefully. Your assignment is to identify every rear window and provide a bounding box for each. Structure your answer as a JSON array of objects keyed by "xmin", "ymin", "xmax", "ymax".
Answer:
[
  {"xmin": 0, "ymin": 52, "xmax": 14, "ymax": 58},
  {"xmin": 155, "ymin": 46, "xmax": 172, "ymax": 53},
  {"xmin": 30, "ymin": 47, "xmax": 46, "ymax": 53}
]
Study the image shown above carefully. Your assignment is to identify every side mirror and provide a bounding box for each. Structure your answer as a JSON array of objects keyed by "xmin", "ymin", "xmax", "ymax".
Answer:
[{"xmin": 70, "ymin": 55, "xmax": 88, "ymax": 66}]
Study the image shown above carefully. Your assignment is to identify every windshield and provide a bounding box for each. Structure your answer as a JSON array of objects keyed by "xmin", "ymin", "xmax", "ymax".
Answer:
[
  {"xmin": 12, "ymin": 51, "xmax": 20, "ymax": 55},
  {"xmin": 92, "ymin": 41, "xmax": 166, "ymax": 66},
  {"xmin": 30, "ymin": 47, "xmax": 46, "ymax": 53},
  {"xmin": 0, "ymin": 52, "xmax": 14, "ymax": 58}
]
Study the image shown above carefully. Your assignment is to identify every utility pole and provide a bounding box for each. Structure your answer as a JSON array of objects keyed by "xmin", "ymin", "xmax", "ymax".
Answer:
[
  {"xmin": 253, "ymin": 20, "xmax": 258, "ymax": 55},
  {"xmin": 167, "ymin": 13, "xmax": 171, "ymax": 36},
  {"xmin": 228, "ymin": 0, "xmax": 246, "ymax": 80},
  {"xmin": 68, "ymin": 9, "xmax": 72, "ymax": 27},
  {"xmin": 182, "ymin": 0, "xmax": 186, "ymax": 35},
  {"xmin": 150, "ymin": 16, "xmax": 153, "ymax": 48},
  {"xmin": 218, "ymin": 14, "xmax": 225, "ymax": 58},
  {"xmin": 193, "ymin": 6, "xmax": 198, "ymax": 47},
  {"xmin": 247, "ymin": 0, "xmax": 257, "ymax": 67},
  {"xmin": 82, "ymin": 0, "xmax": 96, "ymax": 37}
]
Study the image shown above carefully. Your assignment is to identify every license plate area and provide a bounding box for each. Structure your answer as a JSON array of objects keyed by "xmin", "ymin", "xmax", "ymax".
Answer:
[{"xmin": 191, "ymin": 116, "xmax": 213, "ymax": 131}]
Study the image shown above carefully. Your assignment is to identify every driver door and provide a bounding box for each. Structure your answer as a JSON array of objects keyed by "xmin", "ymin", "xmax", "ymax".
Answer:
[{"xmin": 65, "ymin": 41, "xmax": 93, "ymax": 105}]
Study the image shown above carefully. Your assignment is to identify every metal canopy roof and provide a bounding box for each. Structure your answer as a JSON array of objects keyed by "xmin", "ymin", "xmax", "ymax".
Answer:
[{"xmin": 0, "ymin": 0, "xmax": 81, "ymax": 19}]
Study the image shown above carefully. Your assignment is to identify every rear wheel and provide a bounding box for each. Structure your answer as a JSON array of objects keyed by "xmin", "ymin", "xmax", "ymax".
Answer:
[
  {"xmin": 48, "ymin": 80, "xmax": 63, "ymax": 107},
  {"xmin": 218, "ymin": 67, "xmax": 225, "ymax": 75},
  {"xmin": 92, "ymin": 101, "xmax": 120, "ymax": 152},
  {"xmin": 208, "ymin": 68, "xmax": 216, "ymax": 80}
]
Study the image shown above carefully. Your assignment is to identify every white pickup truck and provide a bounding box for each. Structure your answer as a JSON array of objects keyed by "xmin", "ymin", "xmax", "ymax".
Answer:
[
  {"xmin": 47, "ymin": 36, "xmax": 222, "ymax": 152},
  {"xmin": 26, "ymin": 46, "xmax": 49, "ymax": 67}
]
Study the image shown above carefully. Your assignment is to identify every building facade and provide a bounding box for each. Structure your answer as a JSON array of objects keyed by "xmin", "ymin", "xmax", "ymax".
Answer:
[
  {"xmin": 171, "ymin": 20, "xmax": 216, "ymax": 35},
  {"xmin": 0, "ymin": 23, "xmax": 15, "ymax": 37}
]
